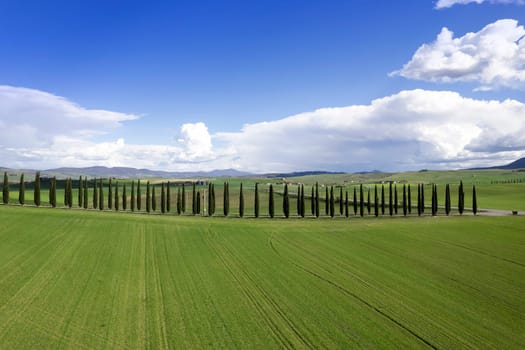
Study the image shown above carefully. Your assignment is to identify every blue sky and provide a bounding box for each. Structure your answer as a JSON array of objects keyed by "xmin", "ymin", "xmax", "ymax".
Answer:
[{"xmin": 1, "ymin": 0, "xmax": 524, "ymax": 172}]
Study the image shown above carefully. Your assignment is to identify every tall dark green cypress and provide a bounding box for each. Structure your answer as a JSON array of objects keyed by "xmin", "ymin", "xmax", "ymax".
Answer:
[
  {"xmin": 394, "ymin": 185, "xmax": 398, "ymax": 215},
  {"xmin": 325, "ymin": 187, "xmax": 329, "ymax": 216},
  {"xmin": 329, "ymin": 186, "xmax": 335, "ymax": 218},
  {"xmin": 283, "ymin": 183, "xmax": 290, "ymax": 218},
  {"xmin": 50, "ymin": 176, "xmax": 56, "ymax": 208},
  {"xmin": 18, "ymin": 173, "xmax": 25, "ymax": 205},
  {"xmin": 64, "ymin": 178, "xmax": 69, "ymax": 207},
  {"xmin": 381, "ymin": 184, "xmax": 385, "ymax": 215},
  {"xmin": 67, "ymin": 178, "xmax": 73, "ymax": 208},
  {"xmin": 402, "ymin": 184, "xmax": 407, "ymax": 216},
  {"xmin": 339, "ymin": 187, "xmax": 344, "ymax": 216},
  {"xmin": 196, "ymin": 191, "xmax": 201, "ymax": 214},
  {"xmin": 108, "ymin": 178, "xmax": 113, "ymax": 210},
  {"xmin": 122, "ymin": 183, "xmax": 127, "ymax": 211},
  {"xmin": 458, "ymin": 181, "xmax": 464, "ymax": 215},
  {"xmin": 445, "ymin": 183, "xmax": 451, "ymax": 216},
  {"xmin": 223, "ymin": 182, "xmax": 229, "ymax": 217},
  {"xmin": 208, "ymin": 183, "xmax": 212, "ymax": 216},
  {"xmin": 269, "ymin": 184, "xmax": 274, "ymax": 218},
  {"xmin": 34, "ymin": 171, "xmax": 41, "ymax": 207},
  {"xmin": 408, "ymin": 184, "xmax": 412, "ymax": 214},
  {"xmin": 93, "ymin": 178, "xmax": 98, "ymax": 209},
  {"xmin": 176, "ymin": 187, "xmax": 181, "ymax": 215},
  {"xmin": 353, "ymin": 187, "xmax": 357, "ymax": 215},
  {"xmin": 472, "ymin": 185, "xmax": 477, "ymax": 215},
  {"xmin": 297, "ymin": 185, "xmax": 301, "ymax": 216},
  {"xmin": 146, "ymin": 181, "xmax": 150, "ymax": 213},
  {"xmin": 161, "ymin": 183, "xmax": 166, "ymax": 214},
  {"xmin": 137, "ymin": 179, "xmax": 141, "ymax": 211},
  {"xmin": 78, "ymin": 176, "xmax": 83, "ymax": 207},
  {"xmin": 114, "ymin": 182, "xmax": 119, "ymax": 211},
  {"xmin": 388, "ymin": 183, "xmax": 393, "ymax": 216},
  {"xmin": 359, "ymin": 184, "xmax": 364, "ymax": 217},
  {"xmin": 254, "ymin": 183, "xmax": 259, "ymax": 218},
  {"xmin": 2, "ymin": 172, "xmax": 8, "ymax": 205},
  {"xmin": 131, "ymin": 180, "xmax": 135, "ymax": 212},
  {"xmin": 99, "ymin": 179, "xmax": 104, "ymax": 210},
  {"xmin": 421, "ymin": 184, "xmax": 425, "ymax": 214},
  {"xmin": 417, "ymin": 184, "xmax": 422, "ymax": 216},
  {"xmin": 345, "ymin": 191, "xmax": 349, "ymax": 218},
  {"xmin": 192, "ymin": 183, "xmax": 196, "ymax": 215},
  {"xmin": 374, "ymin": 185, "xmax": 379, "ymax": 217},
  {"xmin": 315, "ymin": 182, "xmax": 320, "ymax": 218},
  {"xmin": 152, "ymin": 185, "xmax": 156, "ymax": 212},
  {"xmin": 367, "ymin": 188, "xmax": 371, "ymax": 215},
  {"xmin": 166, "ymin": 181, "xmax": 171, "ymax": 213},
  {"xmin": 239, "ymin": 183, "xmax": 244, "ymax": 218},
  {"xmin": 83, "ymin": 178, "xmax": 88, "ymax": 209},
  {"xmin": 211, "ymin": 184, "xmax": 215, "ymax": 215}
]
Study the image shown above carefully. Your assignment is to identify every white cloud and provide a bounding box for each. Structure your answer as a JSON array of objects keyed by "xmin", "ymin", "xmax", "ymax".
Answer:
[
  {"xmin": 391, "ymin": 19, "xmax": 525, "ymax": 89},
  {"xmin": 436, "ymin": 0, "xmax": 525, "ymax": 9},
  {"xmin": 2, "ymin": 85, "xmax": 525, "ymax": 173}
]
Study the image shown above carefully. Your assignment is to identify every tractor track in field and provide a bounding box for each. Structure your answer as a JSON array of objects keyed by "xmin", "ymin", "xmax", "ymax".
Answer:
[
  {"xmin": 203, "ymin": 230, "xmax": 314, "ymax": 350},
  {"xmin": 268, "ymin": 235, "xmax": 438, "ymax": 350}
]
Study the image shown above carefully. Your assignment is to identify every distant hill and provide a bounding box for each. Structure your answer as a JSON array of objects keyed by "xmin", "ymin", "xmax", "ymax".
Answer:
[
  {"xmin": 43, "ymin": 166, "xmax": 253, "ymax": 179},
  {"xmin": 470, "ymin": 157, "xmax": 525, "ymax": 170},
  {"xmin": 264, "ymin": 170, "xmax": 345, "ymax": 178}
]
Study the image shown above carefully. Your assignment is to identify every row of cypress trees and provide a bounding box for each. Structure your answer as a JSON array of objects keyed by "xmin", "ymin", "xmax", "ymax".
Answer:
[{"xmin": 1, "ymin": 172, "xmax": 478, "ymax": 217}]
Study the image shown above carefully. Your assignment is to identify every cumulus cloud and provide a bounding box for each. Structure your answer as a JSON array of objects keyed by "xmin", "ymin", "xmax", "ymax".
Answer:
[
  {"xmin": 215, "ymin": 89, "xmax": 525, "ymax": 172},
  {"xmin": 178, "ymin": 122, "xmax": 214, "ymax": 161},
  {"xmin": 436, "ymin": 0, "xmax": 525, "ymax": 9},
  {"xmin": 391, "ymin": 19, "xmax": 525, "ymax": 89}
]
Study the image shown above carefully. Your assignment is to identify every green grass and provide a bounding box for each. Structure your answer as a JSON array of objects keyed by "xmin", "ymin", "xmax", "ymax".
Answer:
[{"xmin": 0, "ymin": 205, "xmax": 524, "ymax": 349}]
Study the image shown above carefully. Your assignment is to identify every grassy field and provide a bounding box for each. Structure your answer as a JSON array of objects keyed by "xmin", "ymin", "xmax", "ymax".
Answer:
[{"xmin": 0, "ymin": 205, "xmax": 524, "ymax": 349}]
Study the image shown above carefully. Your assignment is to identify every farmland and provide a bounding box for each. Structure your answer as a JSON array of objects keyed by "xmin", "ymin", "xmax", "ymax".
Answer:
[{"xmin": 0, "ymin": 205, "xmax": 524, "ymax": 349}]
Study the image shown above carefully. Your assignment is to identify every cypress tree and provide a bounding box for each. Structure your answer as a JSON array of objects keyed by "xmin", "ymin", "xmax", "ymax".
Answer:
[
  {"xmin": 108, "ymin": 178, "xmax": 113, "ymax": 210},
  {"xmin": 445, "ymin": 183, "xmax": 451, "ymax": 216},
  {"xmin": 311, "ymin": 186, "xmax": 315, "ymax": 216},
  {"xmin": 239, "ymin": 183, "xmax": 244, "ymax": 218},
  {"xmin": 146, "ymin": 182, "xmax": 150, "ymax": 213},
  {"xmin": 83, "ymin": 178, "xmax": 88, "ymax": 209},
  {"xmin": 152, "ymin": 185, "xmax": 156, "ymax": 212},
  {"xmin": 211, "ymin": 183, "xmax": 216, "ymax": 215},
  {"xmin": 300, "ymin": 185, "xmax": 305, "ymax": 218},
  {"xmin": 177, "ymin": 187, "xmax": 181, "ymax": 215},
  {"xmin": 18, "ymin": 173, "xmax": 25, "ymax": 205},
  {"xmin": 402, "ymin": 184, "xmax": 407, "ymax": 216},
  {"xmin": 394, "ymin": 185, "xmax": 398, "ymax": 215},
  {"xmin": 223, "ymin": 182, "xmax": 229, "ymax": 217},
  {"xmin": 137, "ymin": 179, "xmax": 142, "ymax": 211},
  {"xmin": 181, "ymin": 183, "xmax": 185, "ymax": 213},
  {"xmin": 99, "ymin": 179, "xmax": 104, "ymax": 210},
  {"xmin": 297, "ymin": 185, "xmax": 301, "ymax": 216},
  {"xmin": 67, "ymin": 178, "xmax": 73, "ymax": 208},
  {"xmin": 353, "ymin": 187, "xmax": 357, "ymax": 215},
  {"xmin": 388, "ymin": 183, "xmax": 393, "ymax": 216},
  {"xmin": 64, "ymin": 178, "xmax": 69, "ymax": 207},
  {"xmin": 161, "ymin": 183, "xmax": 166, "ymax": 214},
  {"xmin": 374, "ymin": 185, "xmax": 379, "ymax": 217},
  {"xmin": 196, "ymin": 191, "xmax": 200, "ymax": 214},
  {"xmin": 458, "ymin": 181, "xmax": 464, "ymax": 215},
  {"xmin": 381, "ymin": 184, "xmax": 385, "ymax": 215},
  {"xmin": 122, "ymin": 183, "xmax": 127, "ymax": 211},
  {"xmin": 34, "ymin": 171, "xmax": 41, "ymax": 207},
  {"xmin": 315, "ymin": 182, "xmax": 320, "ymax": 218},
  {"xmin": 78, "ymin": 176, "xmax": 83, "ymax": 207},
  {"xmin": 254, "ymin": 182, "xmax": 259, "ymax": 218},
  {"xmin": 329, "ymin": 186, "xmax": 334, "ymax": 218},
  {"xmin": 2, "ymin": 172, "xmax": 8, "ymax": 205},
  {"xmin": 367, "ymin": 188, "xmax": 371, "ymax": 215},
  {"xmin": 283, "ymin": 183, "xmax": 290, "ymax": 218},
  {"xmin": 114, "ymin": 182, "xmax": 119, "ymax": 211},
  {"xmin": 50, "ymin": 176, "xmax": 57, "ymax": 208},
  {"xmin": 359, "ymin": 184, "xmax": 364, "ymax": 217},
  {"xmin": 345, "ymin": 191, "xmax": 349, "ymax": 218},
  {"xmin": 472, "ymin": 185, "xmax": 477, "ymax": 215},
  {"xmin": 325, "ymin": 187, "xmax": 329, "ymax": 216},
  {"xmin": 339, "ymin": 187, "xmax": 344, "ymax": 216},
  {"xmin": 421, "ymin": 184, "xmax": 425, "ymax": 214},
  {"xmin": 417, "ymin": 184, "xmax": 421, "ymax": 216},
  {"xmin": 269, "ymin": 184, "xmax": 274, "ymax": 218},
  {"xmin": 408, "ymin": 184, "xmax": 412, "ymax": 214},
  {"xmin": 192, "ymin": 183, "xmax": 196, "ymax": 215},
  {"xmin": 93, "ymin": 178, "xmax": 98, "ymax": 209},
  {"xmin": 208, "ymin": 183, "xmax": 212, "ymax": 216},
  {"xmin": 131, "ymin": 180, "xmax": 135, "ymax": 212},
  {"xmin": 166, "ymin": 181, "xmax": 171, "ymax": 213}
]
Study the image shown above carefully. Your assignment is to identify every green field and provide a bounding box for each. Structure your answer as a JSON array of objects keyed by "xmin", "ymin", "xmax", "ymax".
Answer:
[{"xmin": 1, "ymin": 205, "xmax": 524, "ymax": 349}]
